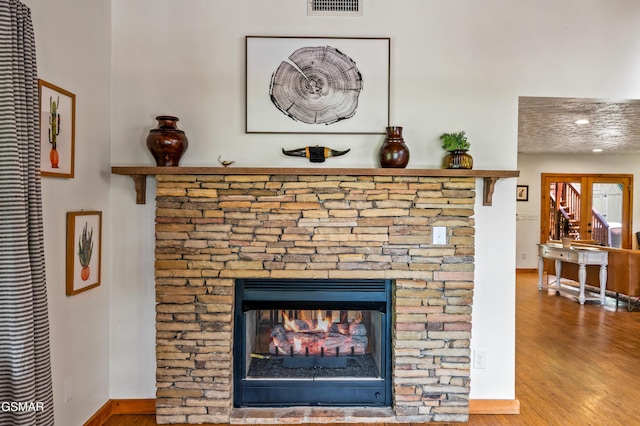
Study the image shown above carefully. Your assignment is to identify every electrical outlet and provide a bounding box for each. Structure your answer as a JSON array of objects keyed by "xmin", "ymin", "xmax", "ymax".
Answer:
[
  {"xmin": 522, "ymin": 252, "xmax": 527, "ymax": 260},
  {"xmin": 432, "ymin": 227, "xmax": 446, "ymax": 245},
  {"xmin": 473, "ymin": 350, "xmax": 487, "ymax": 369}
]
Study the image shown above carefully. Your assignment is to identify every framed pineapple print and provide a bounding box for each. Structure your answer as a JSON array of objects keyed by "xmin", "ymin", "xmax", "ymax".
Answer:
[{"xmin": 66, "ymin": 211, "xmax": 102, "ymax": 296}]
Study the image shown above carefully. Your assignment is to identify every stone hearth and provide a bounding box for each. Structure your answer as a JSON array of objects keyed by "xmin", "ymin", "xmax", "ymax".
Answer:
[{"xmin": 151, "ymin": 172, "xmax": 475, "ymax": 424}]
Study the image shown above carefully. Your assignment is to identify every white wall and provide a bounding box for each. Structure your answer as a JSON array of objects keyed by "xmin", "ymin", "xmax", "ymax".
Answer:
[
  {"xmin": 20, "ymin": 1, "xmax": 640, "ymax": 422},
  {"xmin": 108, "ymin": 0, "xmax": 640, "ymax": 403},
  {"xmin": 24, "ymin": 0, "xmax": 112, "ymax": 424},
  {"xmin": 516, "ymin": 154, "xmax": 640, "ymax": 269}
]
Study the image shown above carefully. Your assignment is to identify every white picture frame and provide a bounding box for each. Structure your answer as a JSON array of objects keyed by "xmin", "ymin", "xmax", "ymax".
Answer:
[{"xmin": 246, "ymin": 36, "xmax": 390, "ymax": 134}]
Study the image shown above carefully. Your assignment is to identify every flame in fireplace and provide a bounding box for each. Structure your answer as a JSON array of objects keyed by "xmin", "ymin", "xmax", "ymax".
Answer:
[
  {"xmin": 270, "ymin": 310, "xmax": 368, "ymax": 357},
  {"xmin": 316, "ymin": 310, "xmax": 329, "ymax": 332},
  {"xmin": 282, "ymin": 311, "xmax": 300, "ymax": 333},
  {"xmin": 281, "ymin": 310, "xmax": 330, "ymax": 333}
]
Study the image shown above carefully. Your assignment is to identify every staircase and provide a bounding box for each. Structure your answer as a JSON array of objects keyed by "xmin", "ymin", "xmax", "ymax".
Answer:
[
  {"xmin": 549, "ymin": 183, "xmax": 611, "ymax": 245},
  {"xmin": 559, "ymin": 183, "xmax": 580, "ymax": 238}
]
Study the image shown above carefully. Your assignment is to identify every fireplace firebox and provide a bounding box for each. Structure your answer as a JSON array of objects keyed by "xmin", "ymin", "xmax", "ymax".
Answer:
[{"xmin": 233, "ymin": 278, "xmax": 392, "ymax": 407}]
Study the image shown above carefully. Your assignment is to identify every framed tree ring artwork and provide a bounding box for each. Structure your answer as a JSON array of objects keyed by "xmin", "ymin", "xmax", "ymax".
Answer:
[
  {"xmin": 246, "ymin": 36, "xmax": 390, "ymax": 134},
  {"xmin": 39, "ymin": 79, "xmax": 75, "ymax": 178},
  {"xmin": 66, "ymin": 211, "xmax": 102, "ymax": 296}
]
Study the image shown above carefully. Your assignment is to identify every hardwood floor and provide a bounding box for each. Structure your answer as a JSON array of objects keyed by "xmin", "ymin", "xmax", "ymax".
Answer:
[{"xmin": 104, "ymin": 271, "xmax": 640, "ymax": 425}]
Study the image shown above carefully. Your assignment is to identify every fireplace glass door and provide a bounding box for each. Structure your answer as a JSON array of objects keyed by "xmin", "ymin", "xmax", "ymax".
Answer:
[{"xmin": 233, "ymin": 279, "xmax": 392, "ymax": 407}]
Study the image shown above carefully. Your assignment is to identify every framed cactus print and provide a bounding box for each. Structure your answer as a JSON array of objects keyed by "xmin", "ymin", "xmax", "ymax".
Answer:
[
  {"xmin": 39, "ymin": 79, "xmax": 75, "ymax": 178},
  {"xmin": 66, "ymin": 211, "xmax": 101, "ymax": 296}
]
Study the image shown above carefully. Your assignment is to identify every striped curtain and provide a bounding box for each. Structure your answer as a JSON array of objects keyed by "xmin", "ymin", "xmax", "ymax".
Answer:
[{"xmin": 0, "ymin": 1, "xmax": 54, "ymax": 425}]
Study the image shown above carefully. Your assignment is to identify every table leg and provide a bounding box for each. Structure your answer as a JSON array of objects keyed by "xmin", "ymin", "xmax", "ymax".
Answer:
[
  {"xmin": 599, "ymin": 264, "xmax": 608, "ymax": 305},
  {"xmin": 578, "ymin": 263, "xmax": 586, "ymax": 305},
  {"xmin": 538, "ymin": 256, "xmax": 544, "ymax": 290},
  {"xmin": 555, "ymin": 260, "xmax": 563, "ymax": 293}
]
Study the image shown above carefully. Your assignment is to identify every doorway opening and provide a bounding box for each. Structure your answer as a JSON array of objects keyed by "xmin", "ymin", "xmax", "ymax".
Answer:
[{"xmin": 540, "ymin": 173, "xmax": 633, "ymax": 248}]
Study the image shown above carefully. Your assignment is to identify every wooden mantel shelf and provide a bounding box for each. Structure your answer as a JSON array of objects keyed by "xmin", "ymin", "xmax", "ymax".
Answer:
[{"xmin": 111, "ymin": 166, "xmax": 519, "ymax": 206}]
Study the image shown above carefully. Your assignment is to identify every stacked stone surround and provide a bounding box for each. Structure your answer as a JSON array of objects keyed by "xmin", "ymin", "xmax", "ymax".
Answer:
[{"xmin": 153, "ymin": 173, "xmax": 475, "ymax": 424}]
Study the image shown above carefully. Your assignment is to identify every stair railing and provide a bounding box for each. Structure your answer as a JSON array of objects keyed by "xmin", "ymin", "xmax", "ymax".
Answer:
[
  {"xmin": 563, "ymin": 183, "xmax": 581, "ymax": 223},
  {"xmin": 591, "ymin": 210, "xmax": 609, "ymax": 246}
]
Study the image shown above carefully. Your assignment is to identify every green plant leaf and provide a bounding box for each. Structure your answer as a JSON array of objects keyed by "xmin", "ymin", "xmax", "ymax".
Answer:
[{"xmin": 440, "ymin": 131, "xmax": 470, "ymax": 151}]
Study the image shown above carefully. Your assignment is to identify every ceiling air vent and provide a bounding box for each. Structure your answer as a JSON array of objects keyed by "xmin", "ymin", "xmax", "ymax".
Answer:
[{"xmin": 308, "ymin": 0, "xmax": 363, "ymax": 17}]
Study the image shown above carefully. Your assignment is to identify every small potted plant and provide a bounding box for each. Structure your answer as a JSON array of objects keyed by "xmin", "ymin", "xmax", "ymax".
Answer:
[{"xmin": 440, "ymin": 131, "xmax": 473, "ymax": 169}]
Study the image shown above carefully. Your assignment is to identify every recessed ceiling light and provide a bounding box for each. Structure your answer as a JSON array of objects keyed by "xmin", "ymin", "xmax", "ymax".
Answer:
[
  {"xmin": 592, "ymin": 148, "xmax": 603, "ymax": 153},
  {"xmin": 575, "ymin": 119, "xmax": 590, "ymax": 125}
]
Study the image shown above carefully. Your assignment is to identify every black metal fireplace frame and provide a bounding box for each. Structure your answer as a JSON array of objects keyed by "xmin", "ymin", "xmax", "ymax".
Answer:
[{"xmin": 233, "ymin": 278, "xmax": 392, "ymax": 407}]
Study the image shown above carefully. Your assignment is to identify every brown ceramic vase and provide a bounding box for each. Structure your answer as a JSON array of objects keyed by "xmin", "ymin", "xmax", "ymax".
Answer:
[
  {"xmin": 146, "ymin": 115, "xmax": 188, "ymax": 167},
  {"xmin": 379, "ymin": 126, "xmax": 409, "ymax": 168}
]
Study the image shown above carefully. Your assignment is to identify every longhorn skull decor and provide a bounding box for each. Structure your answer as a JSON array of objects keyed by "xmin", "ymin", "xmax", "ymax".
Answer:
[{"xmin": 282, "ymin": 145, "xmax": 350, "ymax": 163}]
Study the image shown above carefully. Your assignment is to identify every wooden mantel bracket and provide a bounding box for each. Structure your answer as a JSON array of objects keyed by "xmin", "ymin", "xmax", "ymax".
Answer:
[
  {"xmin": 111, "ymin": 166, "xmax": 519, "ymax": 206},
  {"xmin": 483, "ymin": 177, "xmax": 499, "ymax": 206},
  {"xmin": 131, "ymin": 175, "xmax": 147, "ymax": 205}
]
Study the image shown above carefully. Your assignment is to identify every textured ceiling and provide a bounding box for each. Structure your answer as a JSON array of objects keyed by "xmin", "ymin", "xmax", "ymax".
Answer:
[{"xmin": 518, "ymin": 96, "xmax": 640, "ymax": 154}]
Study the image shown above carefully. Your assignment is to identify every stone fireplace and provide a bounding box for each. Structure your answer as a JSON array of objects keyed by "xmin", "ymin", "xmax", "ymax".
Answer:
[{"xmin": 151, "ymin": 171, "xmax": 476, "ymax": 424}]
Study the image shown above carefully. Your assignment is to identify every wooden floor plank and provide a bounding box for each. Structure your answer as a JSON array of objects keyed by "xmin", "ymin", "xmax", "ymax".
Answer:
[{"xmin": 103, "ymin": 271, "xmax": 640, "ymax": 425}]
